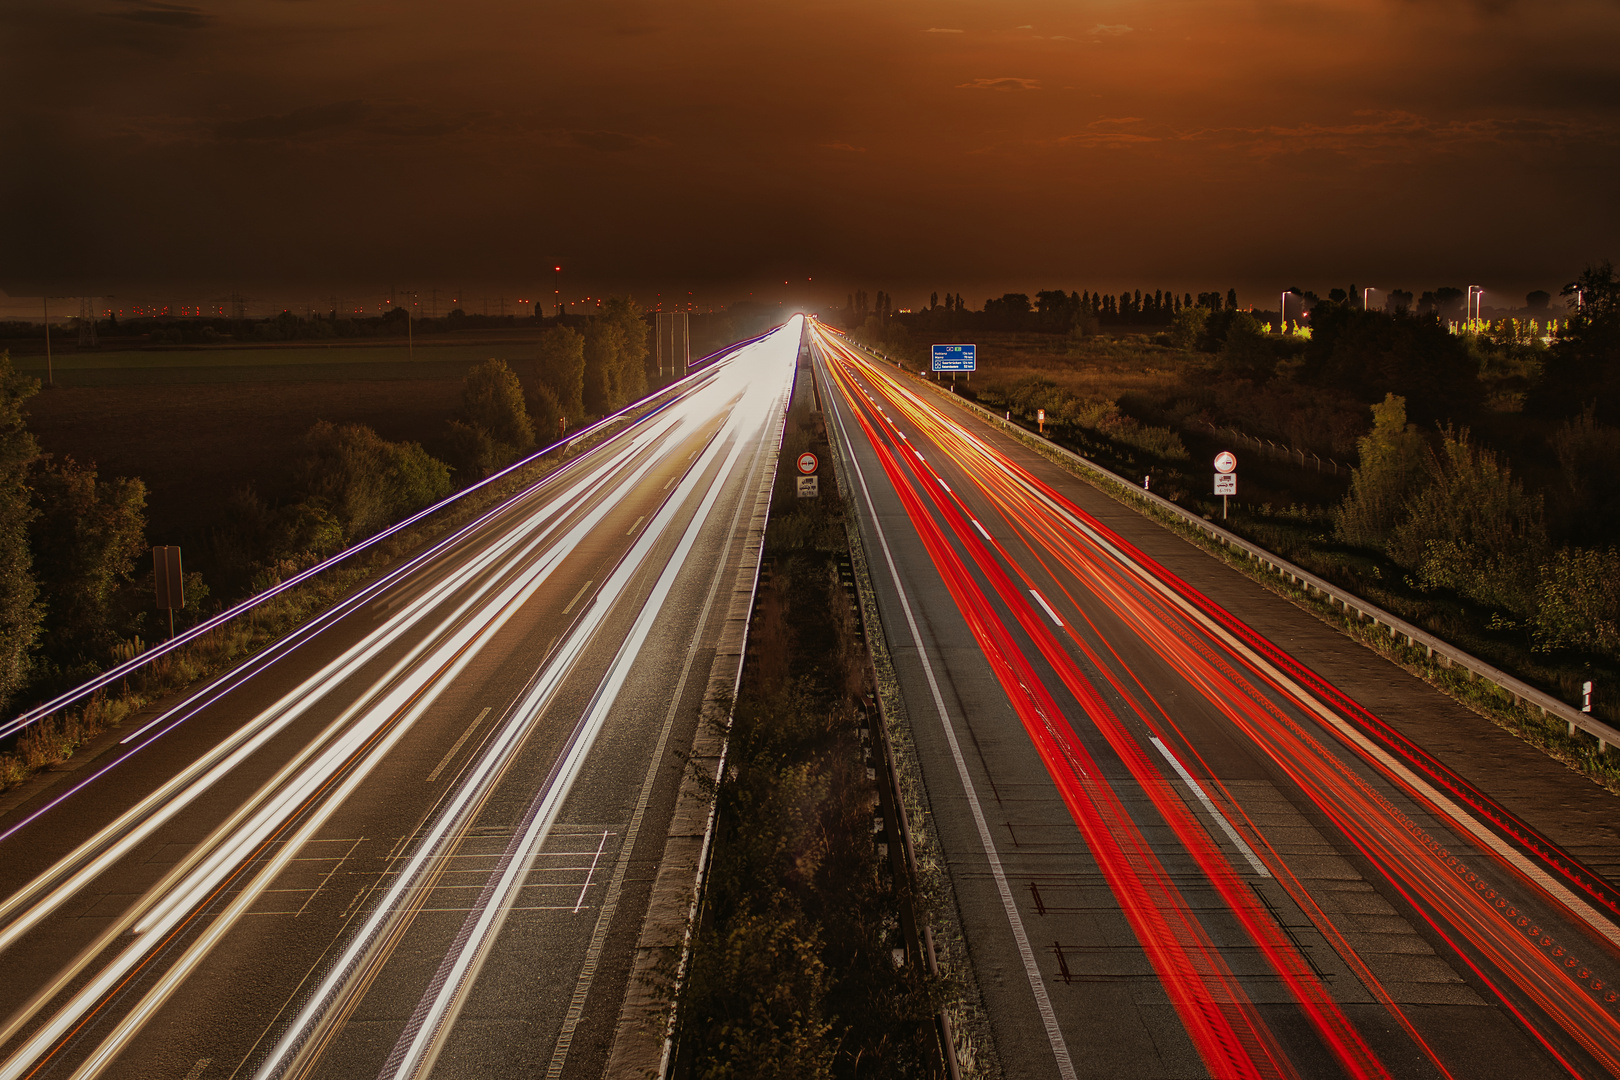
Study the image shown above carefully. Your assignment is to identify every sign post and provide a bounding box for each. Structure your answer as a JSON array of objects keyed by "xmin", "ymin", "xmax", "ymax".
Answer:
[
  {"xmin": 797, "ymin": 451, "xmax": 819, "ymax": 498},
  {"xmin": 1037, "ymin": 408, "xmax": 1045, "ymax": 435},
  {"xmin": 153, "ymin": 545, "xmax": 184, "ymax": 639},
  {"xmin": 1213, "ymin": 451, "xmax": 1237, "ymax": 519}
]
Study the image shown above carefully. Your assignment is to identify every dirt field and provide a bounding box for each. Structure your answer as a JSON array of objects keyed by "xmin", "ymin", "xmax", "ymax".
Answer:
[{"xmin": 918, "ymin": 330, "xmax": 1191, "ymax": 401}]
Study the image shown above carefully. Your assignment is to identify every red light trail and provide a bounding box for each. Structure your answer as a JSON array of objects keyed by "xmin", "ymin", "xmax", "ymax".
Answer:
[{"xmin": 812, "ymin": 321, "xmax": 1620, "ymax": 1078}]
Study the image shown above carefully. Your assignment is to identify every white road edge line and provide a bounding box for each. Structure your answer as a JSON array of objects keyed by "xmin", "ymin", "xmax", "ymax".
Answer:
[
  {"xmin": 1148, "ymin": 736, "xmax": 1271, "ymax": 878},
  {"xmin": 824, "ymin": 355, "xmax": 1077, "ymax": 1080}
]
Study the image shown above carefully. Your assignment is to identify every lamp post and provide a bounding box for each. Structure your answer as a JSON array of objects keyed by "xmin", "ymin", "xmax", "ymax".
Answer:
[
  {"xmin": 1363, "ymin": 286, "xmax": 1376, "ymax": 313},
  {"xmin": 554, "ymin": 266, "xmax": 562, "ymax": 318},
  {"xmin": 1279, "ymin": 289, "xmax": 1287, "ymax": 333}
]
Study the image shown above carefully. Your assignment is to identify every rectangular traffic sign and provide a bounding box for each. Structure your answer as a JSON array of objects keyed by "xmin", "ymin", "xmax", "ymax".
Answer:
[
  {"xmin": 797, "ymin": 475, "xmax": 819, "ymax": 498},
  {"xmin": 1213, "ymin": 473, "xmax": 1236, "ymax": 495},
  {"xmin": 931, "ymin": 343, "xmax": 976, "ymax": 372}
]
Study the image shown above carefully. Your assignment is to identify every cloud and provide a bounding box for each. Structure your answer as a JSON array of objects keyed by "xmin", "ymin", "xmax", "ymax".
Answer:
[
  {"xmin": 1089, "ymin": 24, "xmax": 1133, "ymax": 36},
  {"xmin": 956, "ymin": 77, "xmax": 1040, "ymax": 91},
  {"xmin": 567, "ymin": 129, "xmax": 658, "ymax": 152},
  {"xmin": 214, "ymin": 100, "xmax": 370, "ymax": 140},
  {"xmin": 100, "ymin": 1, "xmax": 211, "ymax": 29},
  {"xmin": 925, "ymin": 27, "xmax": 964, "ymax": 33}
]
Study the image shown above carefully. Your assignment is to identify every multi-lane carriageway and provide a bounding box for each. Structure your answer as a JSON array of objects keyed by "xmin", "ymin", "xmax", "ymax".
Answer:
[
  {"xmin": 811, "ymin": 318, "xmax": 1620, "ymax": 1080},
  {"xmin": 0, "ymin": 318, "xmax": 801, "ymax": 1080}
]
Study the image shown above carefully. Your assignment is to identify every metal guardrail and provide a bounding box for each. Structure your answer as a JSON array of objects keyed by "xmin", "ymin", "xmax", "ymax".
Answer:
[{"xmin": 842, "ymin": 339, "xmax": 1620, "ymax": 753}]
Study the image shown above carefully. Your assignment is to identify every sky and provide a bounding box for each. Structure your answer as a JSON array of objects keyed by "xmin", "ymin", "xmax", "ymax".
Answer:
[{"xmin": 3, "ymin": 0, "xmax": 1618, "ymax": 312}]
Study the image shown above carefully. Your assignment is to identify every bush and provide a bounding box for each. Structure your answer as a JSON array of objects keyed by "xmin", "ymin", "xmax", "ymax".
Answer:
[
  {"xmin": 1389, "ymin": 426, "xmax": 1547, "ymax": 617},
  {"xmin": 1533, "ymin": 547, "xmax": 1620, "ymax": 660},
  {"xmin": 294, "ymin": 421, "xmax": 452, "ymax": 541}
]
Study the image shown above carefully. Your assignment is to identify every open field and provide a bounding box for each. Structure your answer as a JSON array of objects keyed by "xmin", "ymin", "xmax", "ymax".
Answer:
[
  {"xmin": 26, "ymin": 377, "xmax": 468, "ymax": 541},
  {"xmin": 9, "ymin": 343, "xmax": 535, "ymax": 387}
]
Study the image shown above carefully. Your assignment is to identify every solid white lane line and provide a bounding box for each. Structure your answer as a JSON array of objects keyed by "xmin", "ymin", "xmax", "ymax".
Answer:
[
  {"xmin": 426, "ymin": 708, "xmax": 492, "ymax": 783},
  {"xmin": 825, "ymin": 362, "xmax": 1077, "ymax": 1080},
  {"xmin": 971, "ymin": 518, "xmax": 991, "ymax": 541},
  {"xmin": 1148, "ymin": 736, "xmax": 1271, "ymax": 878},
  {"xmin": 626, "ymin": 515, "xmax": 645, "ymax": 536},
  {"xmin": 560, "ymin": 580, "xmax": 593, "ymax": 616},
  {"xmin": 1029, "ymin": 589, "xmax": 1064, "ymax": 628}
]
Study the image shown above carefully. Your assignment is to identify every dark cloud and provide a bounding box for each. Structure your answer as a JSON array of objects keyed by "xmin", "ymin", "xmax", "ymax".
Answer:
[
  {"xmin": 213, "ymin": 100, "xmax": 369, "ymax": 141},
  {"xmin": 956, "ymin": 77, "xmax": 1039, "ymax": 91},
  {"xmin": 100, "ymin": 1, "xmax": 210, "ymax": 29},
  {"xmin": 567, "ymin": 129, "xmax": 654, "ymax": 152}
]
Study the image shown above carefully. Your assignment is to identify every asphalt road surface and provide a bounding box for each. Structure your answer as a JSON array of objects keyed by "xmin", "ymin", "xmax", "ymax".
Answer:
[
  {"xmin": 0, "ymin": 316, "xmax": 801, "ymax": 1080},
  {"xmin": 811, "ymin": 319, "xmax": 1620, "ymax": 1080}
]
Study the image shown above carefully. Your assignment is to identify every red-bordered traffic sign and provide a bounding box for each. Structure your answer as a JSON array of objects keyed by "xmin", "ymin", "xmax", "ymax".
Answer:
[
  {"xmin": 797, "ymin": 452, "xmax": 819, "ymax": 475},
  {"xmin": 1214, "ymin": 450, "xmax": 1237, "ymax": 474}
]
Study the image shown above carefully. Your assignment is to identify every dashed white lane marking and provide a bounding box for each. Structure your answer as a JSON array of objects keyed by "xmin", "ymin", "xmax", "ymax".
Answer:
[
  {"xmin": 426, "ymin": 708, "xmax": 492, "ymax": 783},
  {"xmin": 1149, "ymin": 736, "xmax": 1271, "ymax": 878},
  {"xmin": 1029, "ymin": 589, "xmax": 1064, "ymax": 628}
]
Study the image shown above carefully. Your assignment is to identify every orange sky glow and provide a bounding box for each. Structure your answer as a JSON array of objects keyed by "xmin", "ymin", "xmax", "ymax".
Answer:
[{"xmin": 4, "ymin": 0, "xmax": 1617, "ymax": 307}]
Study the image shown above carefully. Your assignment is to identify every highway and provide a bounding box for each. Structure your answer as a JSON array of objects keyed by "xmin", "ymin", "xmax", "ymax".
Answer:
[
  {"xmin": 810, "ymin": 319, "xmax": 1620, "ymax": 1080},
  {"xmin": 0, "ymin": 316, "xmax": 801, "ymax": 1080}
]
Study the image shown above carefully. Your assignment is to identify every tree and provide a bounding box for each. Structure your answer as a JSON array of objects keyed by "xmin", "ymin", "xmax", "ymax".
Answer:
[
  {"xmin": 1215, "ymin": 312, "xmax": 1276, "ymax": 381},
  {"xmin": 1302, "ymin": 306, "xmax": 1483, "ymax": 425},
  {"xmin": 29, "ymin": 457, "xmax": 149, "ymax": 680},
  {"xmin": 1526, "ymin": 290, "xmax": 1551, "ymax": 312},
  {"xmin": 584, "ymin": 319, "xmax": 628, "ymax": 415},
  {"xmin": 0, "ymin": 354, "xmax": 39, "ymax": 710},
  {"xmin": 460, "ymin": 359, "xmax": 535, "ymax": 451},
  {"xmin": 1226, "ymin": 288, "xmax": 1238, "ymax": 311},
  {"xmin": 536, "ymin": 326, "xmax": 586, "ymax": 421},
  {"xmin": 584, "ymin": 296, "xmax": 648, "ymax": 413},
  {"xmin": 1531, "ymin": 261, "xmax": 1620, "ymax": 423},
  {"xmin": 1335, "ymin": 394, "xmax": 1429, "ymax": 549}
]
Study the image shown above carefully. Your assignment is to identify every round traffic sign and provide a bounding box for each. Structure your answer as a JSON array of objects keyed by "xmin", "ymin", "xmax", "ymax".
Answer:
[
  {"xmin": 797, "ymin": 452, "xmax": 819, "ymax": 475},
  {"xmin": 1214, "ymin": 450, "xmax": 1237, "ymax": 474}
]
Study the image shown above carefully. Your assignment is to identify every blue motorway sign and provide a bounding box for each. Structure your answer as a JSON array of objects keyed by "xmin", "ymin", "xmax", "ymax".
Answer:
[{"xmin": 931, "ymin": 343, "xmax": 976, "ymax": 372}]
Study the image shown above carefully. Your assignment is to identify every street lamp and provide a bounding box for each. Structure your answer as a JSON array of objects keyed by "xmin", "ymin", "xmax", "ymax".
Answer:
[
  {"xmin": 1280, "ymin": 289, "xmax": 1287, "ymax": 333},
  {"xmin": 554, "ymin": 265, "xmax": 562, "ymax": 317},
  {"xmin": 1467, "ymin": 285, "xmax": 1483, "ymax": 326},
  {"xmin": 1363, "ymin": 286, "xmax": 1376, "ymax": 312}
]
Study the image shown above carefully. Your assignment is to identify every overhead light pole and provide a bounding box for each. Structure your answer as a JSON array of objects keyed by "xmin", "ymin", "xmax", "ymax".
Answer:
[
  {"xmin": 554, "ymin": 266, "xmax": 562, "ymax": 318},
  {"xmin": 1466, "ymin": 285, "xmax": 1483, "ymax": 326},
  {"xmin": 1364, "ymin": 286, "xmax": 1376, "ymax": 312},
  {"xmin": 1279, "ymin": 289, "xmax": 1287, "ymax": 333}
]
